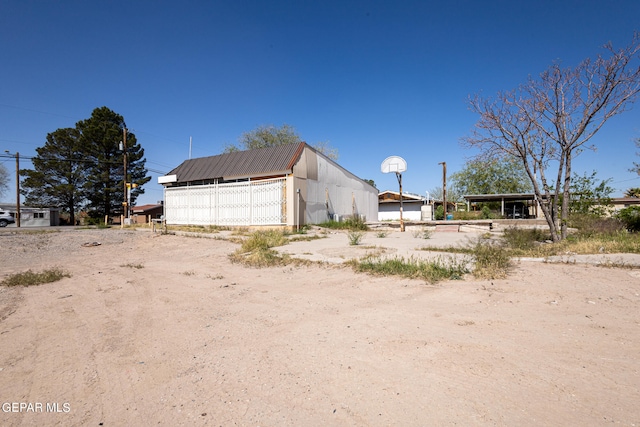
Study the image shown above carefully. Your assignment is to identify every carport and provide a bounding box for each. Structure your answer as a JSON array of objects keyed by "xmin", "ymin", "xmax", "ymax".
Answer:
[{"xmin": 463, "ymin": 193, "xmax": 545, "ymax": 219}]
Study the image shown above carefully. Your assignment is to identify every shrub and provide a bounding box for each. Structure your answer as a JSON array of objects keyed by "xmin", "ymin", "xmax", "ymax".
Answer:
[
  {"xmin": 616, "ymin": 206, "xmax": 640, "ymax": 232},
  {"xmin": 481, "ymin": 205, "xmax": 493, "ymax": 219},
  {"xmin": 434, "ymin": 205, "xmax": 444, "ymax": 220}
]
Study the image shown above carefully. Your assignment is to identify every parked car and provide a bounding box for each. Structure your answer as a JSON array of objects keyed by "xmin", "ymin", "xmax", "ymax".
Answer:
[{"xmin": 0, "ymin": 210, "xmax": 15, "ymax": 227}]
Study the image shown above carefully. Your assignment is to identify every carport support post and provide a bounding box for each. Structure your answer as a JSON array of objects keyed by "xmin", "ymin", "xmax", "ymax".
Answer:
[{"xmin": 396, "ymin": 172, "xmax": 405, "ymax": 232}]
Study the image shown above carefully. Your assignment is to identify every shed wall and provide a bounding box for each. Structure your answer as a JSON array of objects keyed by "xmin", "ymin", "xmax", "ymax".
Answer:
[{"xmin": 293, "ymin": 148, "xmax": 378, "ymax": 224}]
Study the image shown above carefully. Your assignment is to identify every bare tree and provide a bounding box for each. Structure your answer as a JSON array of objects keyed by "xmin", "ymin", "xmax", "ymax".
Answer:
[{"xmin": 464, "ymin": 34, "xmax": 640, "ymax": 241}]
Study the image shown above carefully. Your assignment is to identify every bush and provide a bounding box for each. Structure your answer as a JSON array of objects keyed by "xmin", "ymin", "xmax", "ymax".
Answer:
[
  {"xmin": 615, "ymin": 206, "xmax": 640, "ymax": 232},
  {"xmin": 481, "ymin": 205, "xmax": 493, "ymax": 219},
  {"xmin": 434, "ymin": 205, "xmax": 444, "ymax": 220}
]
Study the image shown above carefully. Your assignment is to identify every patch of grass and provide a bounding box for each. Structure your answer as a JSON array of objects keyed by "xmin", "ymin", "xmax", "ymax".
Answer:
[
  {"xmin": 318, "ymin": 215, "xmax": 369, "ymax": 231},
  {"xmin": 21, "ymin": 229, "xmax": 60, "ymax": 235},
  {"xmin": 166, "ymin": 224, "xmax": 229, "ymax": 234},
  {"xmin": 375, "ymin": 230, "xmax": 389, "ymax": 238},
  {"xmin": 289, "ymin": 234, "xmax": 325, "ymax": 243},
  {"xmin": 239, "ymin": 229, "xmax": 288, "ymax": 252},
  {"xmin": 471, "ymin": 240, "xmax": 512, "ymax": 279},
  {"xmin": 230, "ymin": 229, "xmax": 293, "ymax": 267},
  {"xmin": 121, "ymin": 262, "xmax": 144, "ymax": 269},
  {"xmin": 502, "ymin": 226, "xmax": 549, "ymax": 251},
  {"xmin": 349, "ymin": 255, "xmax": 469, "ymax": 284},
  {"xmin": 347, "ymin": 230, "xmax": 365, "ymax": 245},
  {"xmin": 181, "ymin": 270, "xmax": 195, "ymax": 276},
  {"xmin": 1, "ymin": 268, "xmax": 71, "ymax": 287}
]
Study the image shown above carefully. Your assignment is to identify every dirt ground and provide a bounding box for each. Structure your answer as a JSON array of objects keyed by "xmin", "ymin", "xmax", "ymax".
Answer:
[{"xmin": 0, "ymin": 226, "xmax": 639, "ymax": 426}]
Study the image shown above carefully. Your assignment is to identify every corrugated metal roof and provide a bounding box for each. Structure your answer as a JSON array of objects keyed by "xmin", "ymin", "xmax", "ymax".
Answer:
[{"xmin": 167, "ymin": 142, "xmax": 305, "ymax": 183}]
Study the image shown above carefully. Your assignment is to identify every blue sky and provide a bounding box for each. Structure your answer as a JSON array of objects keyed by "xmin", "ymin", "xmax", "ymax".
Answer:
[{"xmin": 1, "ymin": 0, "xmax": 639, "ymax": 205}]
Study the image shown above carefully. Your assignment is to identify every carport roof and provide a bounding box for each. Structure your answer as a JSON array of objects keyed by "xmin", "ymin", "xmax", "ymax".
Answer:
[
  {"xmin": 166, "ymin": 142, "xmax": 306, "ymax": 183},
  {"xmin": 463, "ymin": 193, "xmax": 548, "ymax": 202}
]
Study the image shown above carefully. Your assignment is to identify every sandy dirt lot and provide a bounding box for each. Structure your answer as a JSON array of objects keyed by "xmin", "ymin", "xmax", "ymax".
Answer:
[{"xmin": 0, "ymin": 226, "xmax": 639, "ymax": 426}]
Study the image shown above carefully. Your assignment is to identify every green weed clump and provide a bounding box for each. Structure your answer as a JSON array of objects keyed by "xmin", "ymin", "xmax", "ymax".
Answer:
[
  {"xmin": 349, "ymin": 255, "xmax": 469, "ymax": 284},
  {"xmin": 230, "ymin": 229, "xmax": 291, "ymax": 267},
  {"xmin": 319, "ymin": 215, "xmax": 369, "ymax": 231},
  {"xmin": 471, "ymin": 240, "xmax": 512, "ymax": 279},
  {"xmin": 2, "ymin": 268, "xmax": 71, "ymax": 287},
  {"xmin": 502, "ymin": 226, "xmax": 549, "ymax": 251},
  {"xmin": 348, "ymin": 230, "xmax": 365, "ymax": 245}
]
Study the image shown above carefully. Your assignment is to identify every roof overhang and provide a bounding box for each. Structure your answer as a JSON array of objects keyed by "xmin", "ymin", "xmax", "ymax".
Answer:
[
  {"xmin": 463, "ymin": 193, "xmax": 548, "ymax": 202},
  {"xmin": 158, "ymin": 174, "xmax": 177, "ymax": 184}
]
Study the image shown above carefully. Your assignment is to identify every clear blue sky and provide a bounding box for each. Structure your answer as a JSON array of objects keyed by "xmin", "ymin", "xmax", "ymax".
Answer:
[{"xmin": 1, "ymin": 0, "xmax": 639, "ymax": 205}]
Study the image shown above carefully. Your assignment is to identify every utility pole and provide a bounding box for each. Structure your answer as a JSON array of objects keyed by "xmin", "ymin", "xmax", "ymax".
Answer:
[
  {"xmin": 15, "ymin": 152, "xmax": 20, "ymax": 227},
  {"xmin": 439, "ymin": 161, "xmax": 446, "ymax": 220},
  {"xmin": 122, "ymin": 127, "xmax": 128, "ymax": 220}
]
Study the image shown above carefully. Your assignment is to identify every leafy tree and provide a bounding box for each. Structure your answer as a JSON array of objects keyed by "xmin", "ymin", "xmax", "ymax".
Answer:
[
  {"xmin": 450, "ymin": 156, "xmax": 532, "ymax": 196},
  {"xmin": 21, "ymin": 107, "xmax": 150, "ymax": 221},
  {"xmin": 0, "ymin": 163, "xmax": 8, "ymax": 199},
  {"xmin": 224, "ymin": 123, "xmax": 339, "ymax": 160},
  {"xmin": 363, "ymin": 179, "xmax": 377, "ymax": 189},
  {"xmin": 464, "ymin": 34, "xmax": 640, "ymax": 242},
  {"xmin": 21, "ymin": 128, "xmax": 87, "ymax": 224},
  {"xmin": 568, "ymin": 171, "xmax": 614, "ymax": 216},
  {"xmin": 76, "ymin": 107, "xmax": 150, "ymax": 218}
]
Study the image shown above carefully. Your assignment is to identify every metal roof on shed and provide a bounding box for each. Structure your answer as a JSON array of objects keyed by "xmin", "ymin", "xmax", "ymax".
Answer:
[{"xmin": 167, "ymin": 142, "xmax": 305, "ymax": 183}]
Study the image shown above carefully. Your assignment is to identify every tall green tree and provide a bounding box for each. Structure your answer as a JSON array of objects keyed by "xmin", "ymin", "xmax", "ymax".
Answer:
[
  {"xmin": 21, "ymin": 128, "xmax": 87, "ymax": 224},
  {"xmin": 450, "ymin": 156, "xmax": 533, "ymax": 196},
  {"xmin": 76, "ymin": 107, "xmax": 150, "ymax": 218},
  {"xmin": 224, "ymin": 123, "xmax": 339, "ymax": 160}
]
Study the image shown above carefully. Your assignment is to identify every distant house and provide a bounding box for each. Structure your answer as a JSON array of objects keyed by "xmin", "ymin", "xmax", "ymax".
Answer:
[
  {"xmin": 158, "ymin": 143, "xmax": 378, "ymax": 227},
  {"xmin": 378, "ymin": 191, "xmax": 430, "ymax": 221},
  {"xmin": 610, "ymin": 197, "xmax": 640, "ymax": 213},
  {"xmin": 0, "ymin": 204, "xmax": 59, "ymax": 227},
  {"xmin": 130, "ymin": 204, "xmax": 164, "ymax": 224}
]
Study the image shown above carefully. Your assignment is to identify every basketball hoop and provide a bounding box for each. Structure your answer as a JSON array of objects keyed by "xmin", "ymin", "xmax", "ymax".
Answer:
[{"xmin": 381, "ymin": 156, "xmax": 407, "ymax": 232}]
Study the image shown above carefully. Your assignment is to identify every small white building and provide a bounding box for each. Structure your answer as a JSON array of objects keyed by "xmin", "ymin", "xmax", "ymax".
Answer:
[
  {"xmin": 378, "ymin": 190, "xmax": 431, "ymax": 221},
  {"xmin": 158, "ymin": 143, "xmax": 378, "ymax": 227},
  {"xmin": 0, "ymin": 204, "xmax": 60, "ymax": 227}
]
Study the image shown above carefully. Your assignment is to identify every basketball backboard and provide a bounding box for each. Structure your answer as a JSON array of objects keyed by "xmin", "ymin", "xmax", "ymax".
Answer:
[{"xmin": 381, "ymin": 156, "xmax": 407, "ymax": 174}]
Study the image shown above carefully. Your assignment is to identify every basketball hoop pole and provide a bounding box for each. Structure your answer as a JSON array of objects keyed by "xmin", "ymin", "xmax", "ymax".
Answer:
[{"xmin": 396, "ymin": 171, "xmax": 405, "ymax": 232}]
